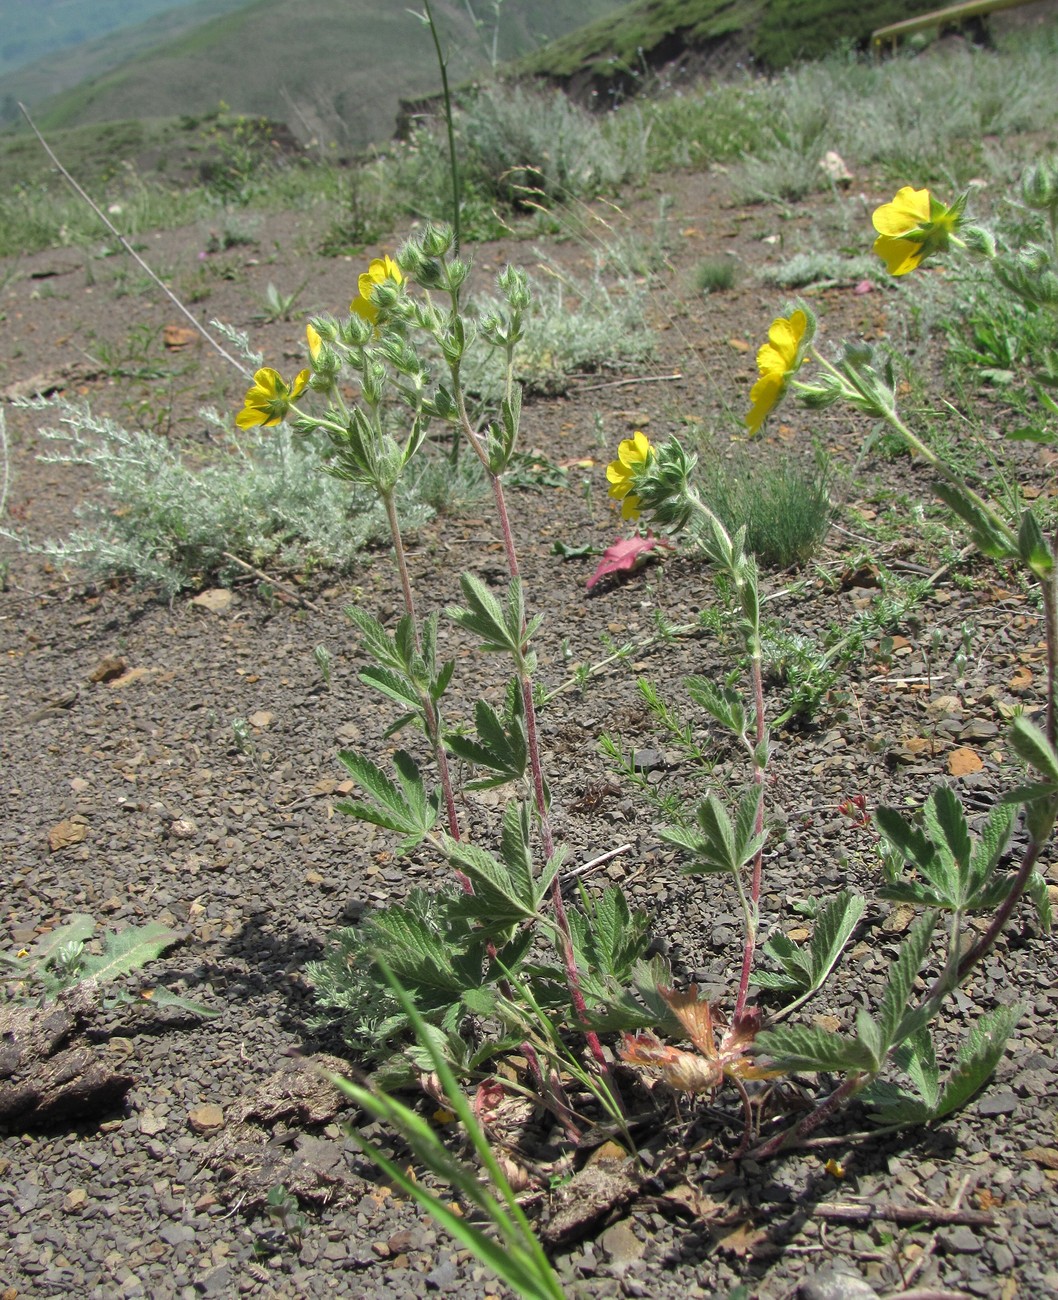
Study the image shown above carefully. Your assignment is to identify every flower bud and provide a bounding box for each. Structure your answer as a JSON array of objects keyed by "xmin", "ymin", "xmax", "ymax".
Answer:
[
  {"xmin": 422, "ymin": 223, "xmax": 453, "ymax": 257},
  {"xmin": 960, "ymin": 224, "xmax": 996, "ymax": 260},
  {"xmin": 1022, "ymin": 161, "xmax": 1058, "ymax": 211},
  {"xmin": 499, "ymin": 265, "xmax": 531, "ymax": 310}
]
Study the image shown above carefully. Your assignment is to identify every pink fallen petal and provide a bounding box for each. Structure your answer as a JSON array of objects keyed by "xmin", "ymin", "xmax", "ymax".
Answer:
[
  {"xmin": 586, "ymin": 531, "xmax": 675, "ymax": 590},
  {"xmin": 853, "ymin": 279, "xmax": 874, "ymax": 294}
]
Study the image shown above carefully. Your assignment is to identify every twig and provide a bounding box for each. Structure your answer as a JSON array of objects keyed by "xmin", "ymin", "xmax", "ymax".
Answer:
[
  {"xmin": 575, "ymin": 372, "xmax": 683, "ymax": 393},
  {"xmin": 562, "ymin": 844, "xmax": 633, "ymax": 882},
  {"xmin": 220, "ymin": 552, "xmax": 322, "ymax": 612},
  {"xmin": 18, "ymin": 103, "xmax": 251, "ymax": 380},
  {"xmin": 815, "ymin": 1200, "xmax": 990, "ymax": 1228},
  {"xmin": 884, "ymin": 1290, "xmax": 972, "ymax": 1300},
  {"xmin": 897, "ymin": 1174, "xmax": 972, "ymax": 1293}
]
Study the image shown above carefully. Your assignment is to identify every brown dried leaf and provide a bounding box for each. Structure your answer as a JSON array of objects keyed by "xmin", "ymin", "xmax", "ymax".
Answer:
[
  {"xmin": 715, "ymin": 1219, "xmax": 767, "ymax": 1257},
  {"xmin": 948, "ymin": 746, "xmax": 984, "ymax": 777}
]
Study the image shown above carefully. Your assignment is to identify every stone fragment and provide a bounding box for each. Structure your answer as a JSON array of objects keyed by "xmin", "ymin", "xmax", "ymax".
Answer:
[{"xmin": 188, "ymin": 1103, "xmax": 225, "ymax": 1134}]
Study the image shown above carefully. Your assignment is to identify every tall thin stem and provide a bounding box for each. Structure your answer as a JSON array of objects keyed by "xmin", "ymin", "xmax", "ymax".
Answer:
[
  {"xmin": 382, "ymin": 490, "xmax": 466, "ymax": 858},
  {"xmin": 421, "ymin": 0, "xmax": 462, "ymax": 255}
]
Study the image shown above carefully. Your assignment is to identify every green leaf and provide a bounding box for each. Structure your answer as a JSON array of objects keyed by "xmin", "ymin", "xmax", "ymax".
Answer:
[
  {"xmin": 1018, "ymin": 508, "xmax": 1055, "ymax": 578},
  {"xmin": 756, "ymin": 1024, "xmax": 877, "ymax": 1074},
  {"xmin": 807, "ymin": 889, "xmax": 866, "ymax": 989},
  {"xmin": 920, "ymin": 786, "xmax": 967, "ymax": 906},
  {"xmin": 932, "ymin": 481, "xmax": 1018, "ymax": 562},
  {"xmin": 1027, "ymin": 870, "xmax": 1053, "ymax": 932},
  {"xmin": 335, "ymin": 749, "xmax": 439, "ymax": 849},
  {"xmin": 359, "ymin": 665, "xmax": 422, "ymax": 713},
  {"xmin": 28, "ymin": 914, "xmax": 97, "ymax": 966},
  {"xmin": 932, "ymin": 1005, "xmax": 1021, "ymax": 1119},
  {"xmin": 332, "ymin": 961, "xmax": 565, "ymax": 1300},
  {"xmin": 1010, "ymin": 715, "xmax": 1058, "ymax": 782},
  {"xmin": 854, "ymin": 1009, "xmax": 885, "ymax": 1072},
  {"xmin": 145, "ymin": 986, "xmax": 219, "ymax": 1018},
  {"xmin": 79, "ymin": 922, "xmax": 181, "ymax": 985},
  {"xmin": 685, "ymin": 675, "xmax": 746, "ymax": 736},
  {"xmin": 881, "ymin": 912, "xmax": 937, "ymax": 1048},
  {"xmin": 965, "ymin": 800, "xmax": 1016, "ymax": 901},
  {"xmin": 875, "ymin": 806, "xmax": 938, "ymax": 876}
]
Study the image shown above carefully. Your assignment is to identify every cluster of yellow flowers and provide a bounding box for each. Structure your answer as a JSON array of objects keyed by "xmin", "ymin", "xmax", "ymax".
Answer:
[
  {"xmin": 236, "ymin": 255, "xmax": 405, "ymax": 430},
  {"xmin": 603, "ymin": 185, "xmax": 964, "ymax": 518},
  {"xmin": 236, "ymin": 189, "xmax": 964, "ymax": 522}
]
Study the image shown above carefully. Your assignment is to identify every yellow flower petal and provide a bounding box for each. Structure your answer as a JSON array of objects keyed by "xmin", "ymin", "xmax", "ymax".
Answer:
[
  {"xmin": 306, "ymin": 323, "xmax": 322, "ymax": 362},
  {"xmin": 872, "ymin": 186, "xmax": 931, "ymax": 237},
  {"xmin": 873, "ymin": 233, "xmax": 926, "ymax": 276},
  {"xmin": 745, "ymin": 371, "xmax": 784, "ymax": 436},
  {"xmin": 621, "ymin": 493, "xmax": 642, "ymax": 520},
  {"xmin": 289, "ymin": 368, "xmax": 310, "ymax": 400}
]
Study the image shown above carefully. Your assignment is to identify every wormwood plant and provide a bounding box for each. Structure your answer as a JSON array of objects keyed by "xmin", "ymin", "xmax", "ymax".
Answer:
[{"xmin": 611, "ymin": 166, "xmax": 1058, "ymax": 1155}]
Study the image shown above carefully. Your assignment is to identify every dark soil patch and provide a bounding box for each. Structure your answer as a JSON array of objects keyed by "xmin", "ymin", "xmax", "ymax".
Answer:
[{"xmin": 2, "ymin": 149, "xmax": 1057, "ymax": 1300}]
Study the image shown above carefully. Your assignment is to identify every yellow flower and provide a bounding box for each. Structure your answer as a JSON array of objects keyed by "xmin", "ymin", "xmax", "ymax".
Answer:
[
  {"xmin": 606, "ymin": 430, "xmax": 654, "ymax": 520},
  {"xmin": 872, "ymin": 186, "xmax": 962, "ymax": 276},
  {"xmin": 306, "ymin": 323, "xmax": 323, "ymax": 363},
  {"xmin": 236, "ymin": 366, "xmax": 309, "ymax": 429},
  {"xmin": 745, "ymin": 308, "xmax": 808, "ymax": 435},
  {"xmin": 351, "ymin": 254, "xmax": 404, "ymax": 323}
]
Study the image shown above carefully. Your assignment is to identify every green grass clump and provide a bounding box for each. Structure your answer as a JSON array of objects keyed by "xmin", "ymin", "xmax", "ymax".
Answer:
[
  {"xmin": 702, "ymin": 452, "xmax": 833, "ymax": 569},
  {"xmin": 695, "ymin": 256, "xmax": 737, "ymax": 294}
]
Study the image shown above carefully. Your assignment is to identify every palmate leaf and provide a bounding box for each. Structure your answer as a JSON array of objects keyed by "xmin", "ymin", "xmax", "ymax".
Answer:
[
  {"xmin": 443, "ymin": 823, "xmax": 559, "ymax": 931},
  {"xmin": 932, "ymin": 1004, "xmax": 1020, "ymax": 1119},
  {"xmin": 755, "ymin": 1023, "xmax": 878, "ymax": 1075},
  {"xmin": 755, "ymin": 890, "xmax": 866, "ymax": 995},
  {"xmin": 566, "ymin": 885, "xmax": 650, "ymax": 984},
  {"xmin": 444, "ymin": 694, "xmax": 527, "ymax": 787},
  {"xmin": 79, "ymin": 922, "xmax": 181, "ymax": 985},
  {"xmin": 448, "ymin": 573, "xmax": 542, "ymax": 657},
  {"xmin": 685, "ymin": 674, "xmax": 747, "ymax": 738},
  {"xmin": 883, "ymin": 911, "xmax": 937, "ymax": 1048},
  {"xmin": 335, "ymin": 749, "xmax": 439, "ymax": 849},
  {"xmin": 359, "ymin": 665, "xmax": 423, "ymax": 714},
  {"xmin": 663, "ymin": 785, "xmax": 765, "ymax": 877}
]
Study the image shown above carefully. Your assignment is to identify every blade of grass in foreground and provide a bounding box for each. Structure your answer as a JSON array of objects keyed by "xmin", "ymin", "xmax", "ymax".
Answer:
[{"xmin": 329, "ymin": 956, "xmax": 565, "ymax": 1300}]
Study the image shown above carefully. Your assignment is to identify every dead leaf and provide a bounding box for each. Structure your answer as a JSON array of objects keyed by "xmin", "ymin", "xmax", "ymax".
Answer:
[
  {"xmin": 1010, "ymin": 666, "xmax": 1033, "ymax": 692},
  {"xmin": 948, "ymin": 746, "xmax": 984, "ymax": 776},
  {"xmin": 47, "ymin": 818, "xmax": 87, "ymax": 852},
  {"xmin": 163, "ymin": 325, "xmax": 199, "ymax": 350},
  {"xmin": 715, "ymin": 1219, "xmax": 767, "ymax": 1258},
  {"xmin": 191, "ymin": 588, "xmax": 233, "ymax": 613},
  {"xmin": 727, "ymin": 337, "xmax": 750, "ymax": 352},
  {"xmin": 248, "ymin": 711, "xmax": 274, "ymax": 729}
]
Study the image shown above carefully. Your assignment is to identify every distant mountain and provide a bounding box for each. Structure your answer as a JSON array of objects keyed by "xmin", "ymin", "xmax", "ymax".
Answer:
[
  {"xmin": 1, "ymin": 0, "xmax": 629, "ymax": 151},
  {"xmin": 0, "ymin": 0, "xmax": 238, "ymax": 79}
]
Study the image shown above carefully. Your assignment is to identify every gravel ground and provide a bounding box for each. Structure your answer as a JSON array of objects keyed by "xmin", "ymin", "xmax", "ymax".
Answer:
[{"xmin": 3, "ymin": 112, "xmax": 1058, "ymax": 1300}]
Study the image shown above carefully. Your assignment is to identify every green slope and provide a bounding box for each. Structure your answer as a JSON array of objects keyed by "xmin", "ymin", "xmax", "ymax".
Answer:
[
  {"xmin": 15, "ymin": 0, "xmax": 629, "ymax": 152},
  {"xmin": 515, "ymin": 0, "xmax": 947, "ymax": 81},
  {"xmin": 0, "ymin": 0, "xmax": 256, "ymax": 124}
]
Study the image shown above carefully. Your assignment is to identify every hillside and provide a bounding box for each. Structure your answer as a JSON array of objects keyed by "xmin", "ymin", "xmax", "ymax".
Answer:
[
  {"xmin": 513, "ymin": 0, "xmax": 1007, "ymax": 90},
  {"xmin": 9, "ymin": 0, "xmax": 629, "ymax": 152},
  {"xmin": 0, "ymin": 0, "xmax": 256, "ymax": 125},
  {"xmin": 0, "ymin": 0, "xmax": 227, "ymax": 79}
]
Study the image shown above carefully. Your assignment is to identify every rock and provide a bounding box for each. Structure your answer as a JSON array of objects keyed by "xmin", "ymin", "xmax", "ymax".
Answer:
[
  {"xmin": 190, "ymin": 589, "xmax": 233, "ymax": 613},
  {"xmin": 978, "ymin": 1089, "xmax": 1018, "ymax": 1116},
  {"xmin": 599, "ymin": 1219, "xmax": 645, "ymax": 1266},
  {"xmin": 188, "ymin": 1104, "xmax": 225, "ymax": 1134},
  {"xmin": 818, "ymin": 150, "xmax": 853, "ymax": 187},
  {"xmin": 799, "ymin": 1263, "xmax": 877, "ymax": 1299},
  {"xmin": 944, "ymin": 1226, "xmax": 984, "ymax": 1254},
  {"xmin": 88, "ymin": 655, "xmax": 127, "ymax": 683}
]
